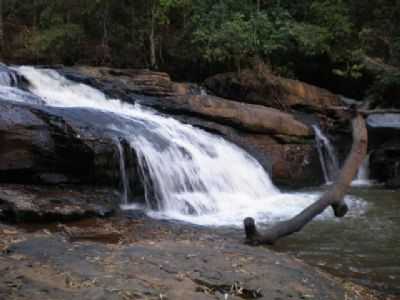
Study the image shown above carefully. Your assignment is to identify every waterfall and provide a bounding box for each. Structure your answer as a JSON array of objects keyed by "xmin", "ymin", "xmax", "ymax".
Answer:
[
  {"xmin": 352, "ymin": 154, "xmax": 373, "ymax": 186},
  {"xmin": 115, "ymin": 139, "xmax": 129, "ymax": 205},
  {"xmin": 5, "ymin": 66, "xmax": 366, "ymax": 226},
  {"xmin": 312, "ymin": 126, "xmax": 339, "ymax": 184},
  {"xmin": 312, "ymin": 124, "xmax": 372, "ymax": 187},
  {"xmin": 0, "ymin": 65, "xmax": 20, "ymax": 87}
]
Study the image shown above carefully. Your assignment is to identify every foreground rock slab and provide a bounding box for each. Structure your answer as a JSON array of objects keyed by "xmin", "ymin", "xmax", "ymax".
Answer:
[
  {"xmin": 0, "ymin": 184, "xmax": 119, "ymax": 222},
  {"xmin": 0, "ymin": 219, "xmax": 378, "ymax": 300}
]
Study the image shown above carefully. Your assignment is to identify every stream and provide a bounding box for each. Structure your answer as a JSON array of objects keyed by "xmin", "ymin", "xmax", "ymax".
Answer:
[{"xmin": 272, "ymin": 186, "xmax": 400, "ymax": 296}]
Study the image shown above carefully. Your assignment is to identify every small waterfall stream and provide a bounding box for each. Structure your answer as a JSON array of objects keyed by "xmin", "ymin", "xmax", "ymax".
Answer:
[
  {"xmin": 0, "ymin": 66, "xmax": 367, "ymax": 226},
  {"xmin": 312, "ymin": 126, "xmax": 339, "ymax": 184},
  {"xmin": 313, "ymin": 125, "xmax": 373, "ymax": 186},
  {"xmin": 352, "ymin": 154, "xmax": 373, "ymax": 186},
  {"xmin": 116, "ymin": 139, "xmax": 129, "ymax": 205}
]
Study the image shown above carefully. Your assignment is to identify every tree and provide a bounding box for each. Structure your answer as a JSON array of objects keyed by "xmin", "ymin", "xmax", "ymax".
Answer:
[
  {"xmin": 244, "ymin": 111, "xmax": 368, "ymax": 245},
  {"xmin": 145, "ymin": 0, "xmax": 190, "ymax": 69}
]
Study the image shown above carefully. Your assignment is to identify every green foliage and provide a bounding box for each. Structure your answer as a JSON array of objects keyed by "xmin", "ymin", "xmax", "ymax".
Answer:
[
  {"xmin": 26, "ymin": 24, "xmax": 84, "ymax": 64},
  {"xmin": 370, "ymin": 71, "xmax": 400, "ymax": 108},
  {"xmin": 0, "ymin": 0, "xmax": 399, "ymax": 86},
  {"xmin": 191, "ymin": 1, "xmax": 294, "ymax": 70}
]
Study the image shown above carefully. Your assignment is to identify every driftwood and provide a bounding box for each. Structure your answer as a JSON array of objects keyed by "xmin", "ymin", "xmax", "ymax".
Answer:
[{"xmin": 244, "ymin": 113, "xmax": 368, "ymax": 245}]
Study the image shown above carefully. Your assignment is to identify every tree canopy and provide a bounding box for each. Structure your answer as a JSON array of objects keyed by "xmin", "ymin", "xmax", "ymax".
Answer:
[{"xmin": 0, "ymin": 0, "xmax": 399, "ymax": 85}]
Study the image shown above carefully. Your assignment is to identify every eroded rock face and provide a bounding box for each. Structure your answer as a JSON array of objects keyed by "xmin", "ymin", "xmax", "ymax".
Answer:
[
  {"xmin": 0, "ymin": 101, "xmax": 116, "ymax": 185},
  {"xmin": 204, "ymin": 69, "xmax": 343, "ymax": 112},
  {"xmin": 0, "ymin": 184, "xmax": 119, "ymax": 222},
  {"xmin": 0, "ymin": 101, "xmax": 146, "ymax": 209},
  {"xmin": 61, "ymin": 66, "xmax": 194, "ymax": 99},
  {"xmin": 142, "ymin": 95, "xmax": 313, "ymax": 137}
]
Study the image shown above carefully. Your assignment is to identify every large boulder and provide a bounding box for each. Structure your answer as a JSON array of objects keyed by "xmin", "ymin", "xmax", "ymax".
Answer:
[
  {"xmin": 0, "ymin": 100, "xmax": 144, "ymax": 197},
  {"xmin": 140, "ymin": 94, "xmax": 313, "ymax": 137},
  {"xmin": 204, "ymin": 69, "xmax": 343, "ymax": 113},
  {"xmin": 61, "ymin": 66, "xmax": 196, "ymax": 99}
]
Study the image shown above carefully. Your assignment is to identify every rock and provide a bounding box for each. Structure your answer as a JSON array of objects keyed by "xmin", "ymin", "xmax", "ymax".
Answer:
[
  {"xmin": 0, "ymin": 101, "xmax": 144, "ymax": 197},
  {"xmin": 62, "ymin": 66, "xmax": 196, "ymax": 98},
  {"xmin": 0, "ymin": 218, "xmax": 378, "ymax": 300},
  {"xmin": 141, "ymin": 94, "xmax": 313, "ymax": 137},
  {"xmin": 0, "ymin": 64, "xmax": 30, "ymax": 89},
  {"xmin": 204, "ymin": 69, "xmax": 343, "ymax": 113},
  {"xmin": 0, "ymin": 184, "xmax": 119, "ymax": 222}
]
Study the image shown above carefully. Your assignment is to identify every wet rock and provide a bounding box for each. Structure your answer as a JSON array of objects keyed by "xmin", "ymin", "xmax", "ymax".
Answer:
[
  {"xmin": 0, "ymin": 101, "xmax": 144, "ymax": 195},
  {"xmin": 0, "ymin": 184, "xmax": 119, "ymax": 222},
  {"xmin": 204, "ymin": 69, "xmax": 343, "ymax": 113},
  {"xmin": 0, "ymin": 64, "xmax": 30, "ymax": 89}
]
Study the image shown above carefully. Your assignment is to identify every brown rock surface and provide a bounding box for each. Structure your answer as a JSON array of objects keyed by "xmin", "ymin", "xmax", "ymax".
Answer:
[
  {"xmin": 0, "ymin": 218, "xmax": 379, "ymax": 300},
  {"xmin": 0, "ymin": 184, "xmax": 119, "ymax": 222},
  {"xmin": 145, "ymin": 94, "xmax": 313, "ymax": 137},
  {"xmin": 205, "ymin": 69, "xmax": 343, "ymax": 112}
]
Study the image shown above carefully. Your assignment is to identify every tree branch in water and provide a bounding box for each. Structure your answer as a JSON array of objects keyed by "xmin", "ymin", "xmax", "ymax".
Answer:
[{"xmin": 244, "ymin": 113, "xmax": 368, "ymax": 245}]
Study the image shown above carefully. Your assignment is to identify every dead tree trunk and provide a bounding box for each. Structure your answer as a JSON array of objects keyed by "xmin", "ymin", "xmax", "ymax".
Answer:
[{"xmin": 244, "ymin": 113, "xmax": 368, "ymax": 245}]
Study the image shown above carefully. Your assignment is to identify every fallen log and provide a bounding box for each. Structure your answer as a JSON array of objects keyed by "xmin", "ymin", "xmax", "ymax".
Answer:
[{"xmin": 244, "ymin": 112, "xmax": 368, "ymax": 245}]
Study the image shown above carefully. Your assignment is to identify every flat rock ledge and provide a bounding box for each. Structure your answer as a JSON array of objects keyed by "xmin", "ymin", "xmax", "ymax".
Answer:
[
  {"xmin": 0, "ymin": 184, "xmax": 120, "ymax": 222},
  {"xmin": 0, "ymin": 219, "xmax": 378, "ymax": 300}
]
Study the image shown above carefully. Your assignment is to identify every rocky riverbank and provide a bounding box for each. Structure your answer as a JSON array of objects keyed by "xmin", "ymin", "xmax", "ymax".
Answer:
[{"xmin": 0, "ymin": 215, "xmax": 380, "ymax": 300}]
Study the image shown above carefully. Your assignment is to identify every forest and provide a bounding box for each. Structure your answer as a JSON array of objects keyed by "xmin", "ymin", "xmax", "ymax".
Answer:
[{"xmin": 0, "ymin": 0, "xmax": 399, "ymax": 100}]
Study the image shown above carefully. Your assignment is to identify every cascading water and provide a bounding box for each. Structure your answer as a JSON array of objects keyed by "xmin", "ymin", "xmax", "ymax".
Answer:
[
  {"xmin": 5, "ymin": 66, "xmax": 366, "ymax": 226},
  {"xmin": 352, "ymin": 154, "xmax": 373, "ymax": 186},
  {"xmin": 312, "ymin": 126, "xmax": 340, "ymax": 184},
  {"xmin": 312, "ymin": 124, "xmax": 373, "ymax": 187},
  {"xmin": 115, "ymin": 139, "xmax": 129, "ymax": 205}
]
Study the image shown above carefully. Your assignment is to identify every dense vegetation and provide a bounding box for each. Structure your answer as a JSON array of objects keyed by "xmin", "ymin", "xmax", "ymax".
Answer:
[{"xmin": 0, "ymin": 0, "xmax": 399, "ymax": 99}]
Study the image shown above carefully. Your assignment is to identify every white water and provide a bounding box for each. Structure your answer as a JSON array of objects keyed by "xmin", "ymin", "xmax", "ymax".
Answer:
[
  {"xmin": 313, "ymin": 126, "xmax": 340, "ymax": 184},
  {"xmin": 352, "ymin": 154, "xmax": 373, "ymax": 187},
  {"xmin": 11, "ymin": 66, "xmax": 366, "ymax": 226},
  {"xmin": 0, "ymin": 66, "xmax": 19, "ymax": 87},
  {"xmin": 115, "ymin": 139, "xmax": 129, "ymax": 205}
]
